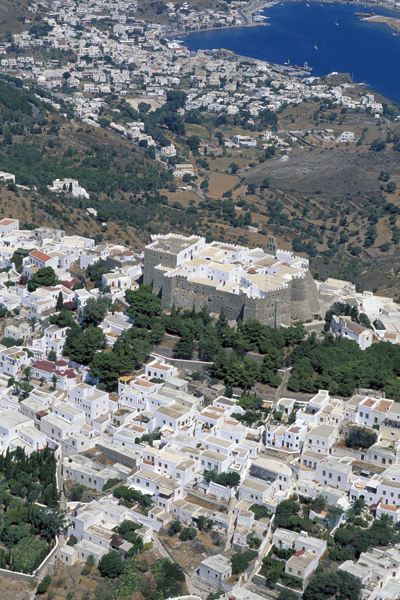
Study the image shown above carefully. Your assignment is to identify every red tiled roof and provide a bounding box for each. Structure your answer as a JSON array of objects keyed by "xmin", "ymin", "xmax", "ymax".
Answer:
[
  {"xmin": 33, "ymin": 360, "xmax": 55, "ymax": 373},
  {"xmin": 36, "ymin": 410, "xmax": 48, "ymax": 417},
  {"xmin": 62, "ymin": 279, "xmax": 80, "ymax": 289},
  {"xmin": 30, "ymin": 250, "xmax": 52, "ymax": 263},
  {"xmin": 0, "ymin": 218, "xmax": 17, "ymax": 226},
  {"xmin": 294, "ymin": 550, "xmax": 306, "ymax": 557},
  {"xmin": 56, "ymin": 360, "xmax": 69, "ymax": 367}
]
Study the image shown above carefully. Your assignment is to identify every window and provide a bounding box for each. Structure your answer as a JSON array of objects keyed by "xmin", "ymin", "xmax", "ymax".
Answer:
[
  {"xmin": 322, "ymin": 470, "xmax": 326, "ymax": 476},
  {"xmin": 337, "ymin": 476, "xmax": 341, "ymax": 482}
]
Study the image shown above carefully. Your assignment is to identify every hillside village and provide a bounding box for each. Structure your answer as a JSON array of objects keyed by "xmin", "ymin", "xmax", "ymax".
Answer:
[
  {"xmin": 0, "ymin": 221, "xmax": 398, "ymax": 600},
  {"xmin": 2, "ymin": 0, "xmax": 385, "ymax": 155},
  {"xmin": 0, "ymin": 1, "xmax": 400, "ymax": 599}
]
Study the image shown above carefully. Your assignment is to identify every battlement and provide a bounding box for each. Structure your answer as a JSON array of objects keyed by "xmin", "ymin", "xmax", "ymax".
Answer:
[{"xmin": 145, "ymin": 235, "xmax": 321, "ymax": 327}]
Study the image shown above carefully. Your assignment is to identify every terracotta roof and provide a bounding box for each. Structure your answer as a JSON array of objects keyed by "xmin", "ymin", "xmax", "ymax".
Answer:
[
  {"xmin": 294, "ymin": 550, "xmax": 306, "ymax": 557},
  {"xmin": 62, "ymin": 279, "xmax": 80, "ymax": 289},
  {"xmin": 56, "ymin": 360, "xmax": 69, "ymax": 367},
  {"xmin": 30, "ymin": 250, "xmax": 52, "ymax": 263},
  {"xmin": 374, "ymin": 400, "xmax": 393, "ymax": 413},
  {"xmin": 33, "ymin": 360, "xmax": 55, "ymax": 373},
  {"xmin": 55, "ymin": 368, "xmax": 76, "ymax": 379},
  {"xmin": 0, "ymin": 218, "xmax": 17, "ymax": 226},
  {"xmin": 135, "ymin": 379, "xmax": 153, "ymax": 388},
  {"xmin": 360, "ymin": 398, "xmax": 375, "ymax": 408},
  {"xmin": 379, "ymin": 503, "xmax": 399, "ymax": 512}
]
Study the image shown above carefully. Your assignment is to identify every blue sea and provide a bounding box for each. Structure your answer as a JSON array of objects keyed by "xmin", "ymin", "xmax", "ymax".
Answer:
[{"xmin": 184, "ymin": 2, "xmax": 400, "ymax": 103}]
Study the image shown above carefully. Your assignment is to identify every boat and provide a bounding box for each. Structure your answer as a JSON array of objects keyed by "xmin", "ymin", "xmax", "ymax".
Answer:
[
  {"xmin": 335, "ymin": 19, "xmax": 338, "ymax": 25},
  {"xmin": 314, "ymin": 39, "xmax": 318, "ymax": 49}
]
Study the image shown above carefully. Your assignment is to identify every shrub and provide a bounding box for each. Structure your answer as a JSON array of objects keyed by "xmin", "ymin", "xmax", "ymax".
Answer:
[
  {"xmin": 37, "ymin": 575, "xmax": 52, "ymax": 594},
  {"xmin": 98, "ymin": 551, "xmax": 124, "ymax": 578},
  {"xmin": 169, "ymin": 520, "xmax": 182, "ymax": 534},
  {"xmin": 179, "ymin": 527, "xmax": 197, "ymax": 541},
  {"xmin": 345, "ymin": 427, "xmax": 377, "ymax": 450},
  {"xmin": 102, "ymin": 478, "xmax": 122, "ymax": 491},
  {"xmin": 231, "ymin": 549, "xmax": 258, "ymax": 574}
]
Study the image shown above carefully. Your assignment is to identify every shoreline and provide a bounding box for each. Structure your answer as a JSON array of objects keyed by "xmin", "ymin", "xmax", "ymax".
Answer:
[
  {"xmin": 178, "ymin": 0, "xmax": 400, "ymax": 102},
  {"xmin": 174, "ymin": 0, "xmax": 400, "ymax": 39}
]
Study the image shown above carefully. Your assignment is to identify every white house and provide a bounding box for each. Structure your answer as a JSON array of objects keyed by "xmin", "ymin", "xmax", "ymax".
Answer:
[
  {"xmin": 199, "ymin": 554, "xmax": 232, "ymax": 588},
  {"xmin": 49, "ymin": 178, "xmax": 89, "ymax": 199},
  {"xmin": 0, "ymin": 218, "xmax": 19, "ymax": 236},
  {"xmin": 160, "ymin": 144, "xmax": 177, "ymax": 157},
  {"xmin": 145, "ymin": 358, "xmax": 177, "ymax": 380},
  {"xmin": 232, "ymin": 135, "xmax": 257, "ymax": 147},
  {"xmin": 305, "ymin": 424, "xmax": 338, "ymax": 455},
  {"xmin": 331, "ymin": 315, "xmax": 373, "ymax": 350}
]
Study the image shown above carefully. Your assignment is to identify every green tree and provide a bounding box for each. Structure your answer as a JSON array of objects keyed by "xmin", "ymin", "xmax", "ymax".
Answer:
[
  {"xmin": 27, "ymin": 267, "xmax": 57, "ymax": 292},
  {"xmin": 89, "ymin": 335, "xmax": 151, "ymax": 390},
  {"xmin": 86, "ymin": 262, "xmax": 108, "ymax": 288},
  {"xmin": 169, "ymin": 520, "xmax": 182, "ymax": 534},
  {"xmin": 345, "ymin": 427, "xmax": 377, "ymax": 450},
  {"xmin": 349, "ymin": 497, "xmax": 367, "ymax": 516},
  {"xmin": 197, "ymin": 516, "xmax": 213, "ymax": 531},
  {"xmin": 303, "ymin": 570, "xmax": 361, "ymax": 600},
  {"xmin": 173, "ymin": 327, "xmax": 195, "ymax": 359},
  {"xmin": 151, "ymin": 558, "xmax": 185, "ymax": 598},
  {"xmin": 50, "ymin": 308, "xmax": 75, "ymax": 327},
  {"xmin": 51, "ymin": 374, "xmax": 59, "ymax": 390},
  {"xmin": 84, "ymin": 296, "xmax": 111, "ymax": 325},
  {"xmin": 37, "ymin": 574, "xmax": 52, "ymax": 594},
  {"xmin": 126, "ymin": 285, "xmax": 161, "ymax": 327},
  {"xmin": 23, "ymin": 366, "xmax": 32, "ymax": 381},
  {"xmin": 47, "ymin": 350, "xmax": 57, "ymax": 362},
  {"xmin": 179, "ymin": 527, "xmax": 197, "ymax": 541},
  {"xmin": 98, "ymin": 550, "xmax": 124, "ymax": 578},
  {"xmin": 370, "ymin": 138, "xmax": 387, "ymax": 152},
  {"xmin": 56, "ymin": 291, "xmax": 64, "ymax": 311},
  {"xmin": 64, "ymin": 326, "xmax": 106, "ymax": 365},
  {"xmin": 11, "ymin": 537, "xmax": 48, "ymax": 573},
  {"xmin": 186, "ymin": 135, "xmax": 201, "ymax": 153},
  {"xmin": 231, "ymin": 550, "xmax": 257, "ymax": 574},
  {"xmin": 114, "ymin": 558, "xmax": 142, "ymax": 598}
]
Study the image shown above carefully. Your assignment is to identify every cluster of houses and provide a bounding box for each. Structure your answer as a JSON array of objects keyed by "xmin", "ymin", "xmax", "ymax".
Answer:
[
  {"xmin": 0, "ymin": 1, "xmax": 383, "ymax": 146},
  {"xmin": 317, "ymin": 277, "xmax": 400, "ymax": 347},
  {"xmin": 0, "ymin": 221, "xmax": 399, "ymax": 594}
]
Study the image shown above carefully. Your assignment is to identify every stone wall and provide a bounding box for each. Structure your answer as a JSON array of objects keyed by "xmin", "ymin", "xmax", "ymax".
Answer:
[
  {"xmin": 95, "ymin": 442, "xmax": 139, "ymax": 468},
  {"xmin": 144, "ymin": 248, "xmax": 177, "ymax": 287},
  {"xmin": 262, "ymin": 446, "xmax": 300, "ymax": 461},
  {"xmin": 156, "ymin": 269, "xmax": 293, "ymax": 327}
]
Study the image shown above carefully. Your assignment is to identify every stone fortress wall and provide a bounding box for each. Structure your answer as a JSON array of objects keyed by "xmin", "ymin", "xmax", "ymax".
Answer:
[{"xmin": 143, "ymin": 234, "xmax": 321, "ymax": 327}]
